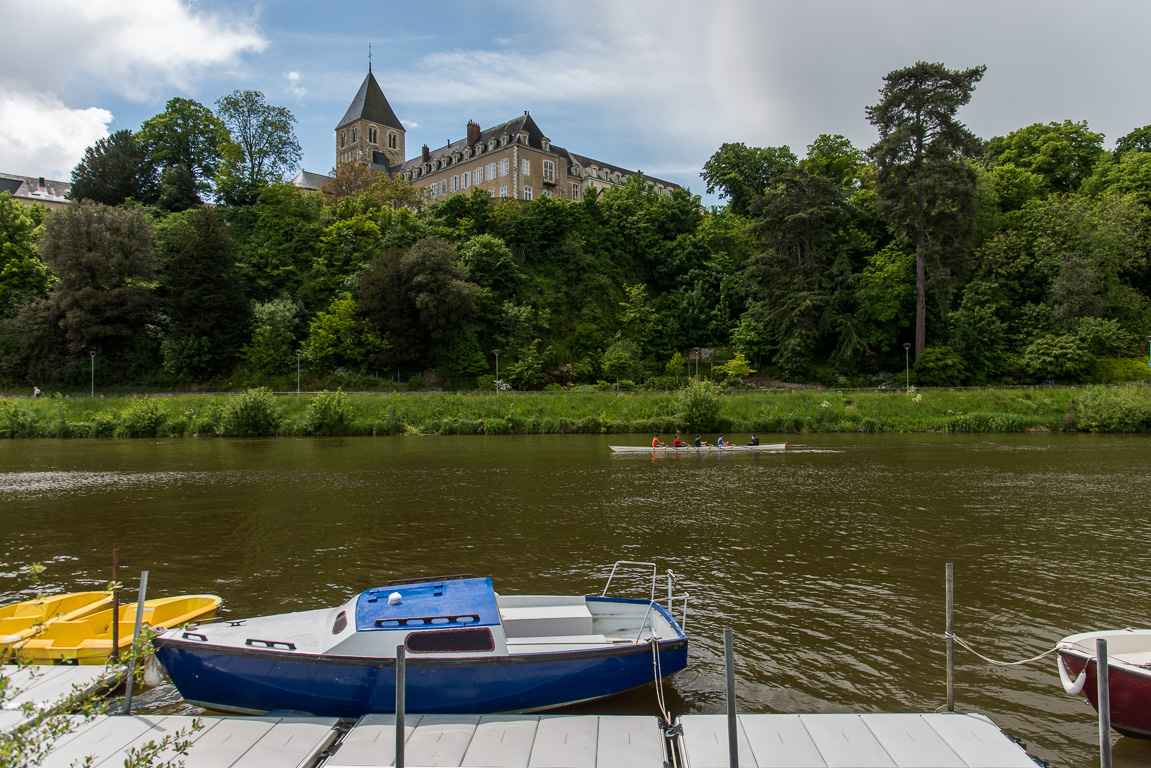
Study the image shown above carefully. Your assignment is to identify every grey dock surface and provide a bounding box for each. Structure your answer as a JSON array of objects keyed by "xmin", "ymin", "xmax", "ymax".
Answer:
[
  {"xmin": 1, "ymin": 664, "xmax": 121, "ymax": 732},
  {"xmin": 677, "ymin": 713, "xmax": 1038, "ymax": 768},
  {"xmin": 39, "ymin": 715, "xmax": 339, "ymax": 768},
  {"xmin": 326, "ymin": 714, "xmax": 665, "ymax": 768}
]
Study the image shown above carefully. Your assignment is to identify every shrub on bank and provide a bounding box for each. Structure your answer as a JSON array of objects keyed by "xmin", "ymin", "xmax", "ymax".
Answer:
[
  {"xmin": 1075, "ymin": 385, "xmax": 1151, "ymax": 432},
  {"xmin": 115, "ymin": 398, "xmax": 168, "ymax": 438},
  {"xmin": 302, "ymin": 390, "xmax": 354, "ymax": 436},
  {"xmin": 219, "ymin": 388, "xmax": 281, "ymax": 437}
]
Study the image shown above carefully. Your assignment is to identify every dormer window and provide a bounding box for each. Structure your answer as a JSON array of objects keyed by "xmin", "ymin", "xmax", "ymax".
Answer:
[
  {"xmin": 475, "ymin": 143, "xmax": 484, "ymax": 154},
  {"xmin": 500, "ymin": 134, "xmax": 509, "ymax": 147},
  {"xmin": 453, "ymin": 152, "xmax": 461, "ymax": 163},
  {"xmin": 518, "ymin": 134, "xmax": 528, "ymax": 146},
  {"xmin": 463, "ymin": 147, "xmax": 471, "ymax": 159},
  {"xmin": 488, "ymin": 139, "xmax": 497, "ymax": 151}
]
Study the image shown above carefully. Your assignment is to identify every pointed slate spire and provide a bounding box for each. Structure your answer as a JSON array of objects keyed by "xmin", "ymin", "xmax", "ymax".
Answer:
[{"xmin": 337, "ymin": 69, "xmax": 403, "ymax": 131}]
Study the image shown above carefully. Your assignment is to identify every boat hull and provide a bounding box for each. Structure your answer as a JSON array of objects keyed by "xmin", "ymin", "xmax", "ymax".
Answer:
[
  {"xmin": 1059, "ymin": 648, "xmax": 1151, "ymax": 738},
  {"xmin": 610, "ymin": 443, "xmax": 786, "ymax": 453},
  {"xmin": 153, "ymin": 637, "xmax": 687, "ymax": 716}
]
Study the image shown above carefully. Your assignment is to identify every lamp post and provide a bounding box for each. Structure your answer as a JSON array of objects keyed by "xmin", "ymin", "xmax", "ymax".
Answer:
[
  {"xmin": 89, "ymin": 351, "xmax": 96, "ymax": 397},
  {"xmin": 296, "ymin": 351, "xmax": 302, "ymax": 395},
  {"xmin": 493, "ymin": 349, "xmax": 500, "ymax": 393},
  {"xmin": 903, "ymin": 343, "xmax": 911, "ymax": 393}
]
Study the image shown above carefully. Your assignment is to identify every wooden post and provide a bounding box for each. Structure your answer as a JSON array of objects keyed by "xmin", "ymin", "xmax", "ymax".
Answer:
[
  {"xmin": 110, "ymin": 549, "xmax": 119, "ymax": 664},
  {"xmin": 1097, "ymin": 638, "xmax": 1112, "ymax": 768},
  {"xmin": 946, "ymin": 563, "xmax": 954, "ymax": 712},
  {"xmin": 725, "ymin": 628, "xmax": 738, "ymax": 768},
  {"xmin": 396, "ymin": 646, "xmax": 406, "ymax": 768},
  {"xmin": 122, "ymin": 570, "xmax": 148, "ymax": 714}
]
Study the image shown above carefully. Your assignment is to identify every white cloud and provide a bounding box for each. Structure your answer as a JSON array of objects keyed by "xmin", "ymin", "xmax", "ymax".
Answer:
[
  {"xmin": 0, "ymin": 0, "xmax": 266, "ymax": 176},
  {"xmin": 288, "ymin": 72, "xmax": 307, "ymax": 101},
  {"xmin": 0, "ymin": 87, "xmax": 112, "ymax": 179}
]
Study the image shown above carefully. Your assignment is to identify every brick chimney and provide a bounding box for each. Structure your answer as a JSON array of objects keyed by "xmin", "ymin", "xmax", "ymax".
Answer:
[
  {"xmin": 422, "ymin": 144, "xmax": 430, "ymax": 162},
  {"xmin": 467, "ymin": 121, "xmax": 481, "ymax": 144}
]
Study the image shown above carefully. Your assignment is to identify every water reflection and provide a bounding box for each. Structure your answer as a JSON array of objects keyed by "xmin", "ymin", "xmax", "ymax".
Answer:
[{"xmin": 2, "ymin": 432, "xmax": 1149, "ymax": 765}]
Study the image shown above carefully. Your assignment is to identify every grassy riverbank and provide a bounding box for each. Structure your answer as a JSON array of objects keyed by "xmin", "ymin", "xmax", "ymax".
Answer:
[{"xmin": 3, "ymin": 385, "xmax": 1151, "ymax": 438}]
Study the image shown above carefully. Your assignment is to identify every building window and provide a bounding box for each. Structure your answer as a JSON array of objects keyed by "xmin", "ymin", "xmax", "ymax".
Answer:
[
  {"xmin": 450, "ymin": 175, "xmax": 458, "ymax": 193},
  {"xmin": 388, "ymin": 133, "xmax": 397, "ymax": 149},
  {"xmin": 488, "ymin": 140, "xmax": 497, "ymax": 151},
  {"xmin": 487, "ymin": 162, "xmax": 497, "ymax": 180},
  {"xmin": 499, "ymin": 186, "xmax": 507, "ymax": 197},
  {"xmin": 462, "ymin": 171, "xmax": 471, "ymax": 188},
  {"xmin": 572, "ymin": 183, "xmax": 580, "ymax": 200},
  {"xmin": 439, "ymin": 180, "xmax": 447, "ymax": 196},
  {"xmin": 521, "ymin": 158, "xmax": 530, "ymax": 176},
  {"xmin": 369, "ymin": 127, "xmax": 377, "ymax": 144},
  {"xmin": 351, "ymin": 128, "xmax": 357, "ymax": 143},
  {"xmin": 498, "ymin": 158, "xmax": 509, "ymax": 177},
  {"xmin": 339, "ymin": 132, "xmax": 345, "ymax": 149},
  {"xmin": 543, "ymin": 160, "xmax": 555, "ymax": 182},
  {"xmin": 524, "ymin": 186, "xmax": 532, "ymax": 201},
  {"xmin": 475, "ymin": 166, "xmax": 484, "ymax": 184},
  {"xmin": 542, "ymin": 190, "xmax": 551, "ymax": 198}
]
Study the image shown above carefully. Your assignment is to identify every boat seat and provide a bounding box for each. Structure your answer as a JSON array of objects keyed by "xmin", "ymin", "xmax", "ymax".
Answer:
[
  {"xmin": 1114, "ymin": 651, "xmax": 1151, "ymax": 668},
  {"xmin": 506, "ymin": 634, "xmax": 612, "ymax": 653},
  {"xmin": 499, "ymin": 604, "xmax": 593, "ymax": 638}
]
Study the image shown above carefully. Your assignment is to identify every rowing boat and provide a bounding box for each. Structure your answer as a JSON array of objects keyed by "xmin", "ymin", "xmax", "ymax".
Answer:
[
  {"xmin": 0, "ymin": 591, "xmax": 112, "ymax": 655},
  {"xmin": 15, "ymin": 594, "xmax": 222, "ymax": 665},
  {"xmin": 609, "ymin": 443, "xmax": 787, "ymax": 453}
]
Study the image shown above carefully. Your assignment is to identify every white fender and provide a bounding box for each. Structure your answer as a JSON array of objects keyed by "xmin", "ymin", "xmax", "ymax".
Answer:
[
  {"xmin": 142, "ymin": 652, "xmax": 165, "ymax": 688},
  {"xmin": 1058, "ymin": 653, "xmax": 1089, "ymax": 695}
]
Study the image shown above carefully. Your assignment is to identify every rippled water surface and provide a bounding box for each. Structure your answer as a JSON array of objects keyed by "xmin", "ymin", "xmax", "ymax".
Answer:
[{"xmin": 2, "ymin": 432, "xmax": 1150, "ymax": 766}]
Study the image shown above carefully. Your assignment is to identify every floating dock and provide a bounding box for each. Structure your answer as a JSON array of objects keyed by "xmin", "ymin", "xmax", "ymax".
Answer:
[
  {"xmin": 30, "ymin": 711, "xmax": 1041, "ymax": 768},
  {"xmin": 0, "ymin": 664, "xmax": 121, "ymax": 733}
]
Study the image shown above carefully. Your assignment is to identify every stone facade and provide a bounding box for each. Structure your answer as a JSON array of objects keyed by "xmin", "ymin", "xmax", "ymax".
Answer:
[{"xmin": 337, "ymin": 70, "xmax": 685, "ymax": 203}]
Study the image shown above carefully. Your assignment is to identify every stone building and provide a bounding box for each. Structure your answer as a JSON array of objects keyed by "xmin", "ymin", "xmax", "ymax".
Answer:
[{"xmin": 335, "ymin": 67, "xmax": 685, "ymax": 202}]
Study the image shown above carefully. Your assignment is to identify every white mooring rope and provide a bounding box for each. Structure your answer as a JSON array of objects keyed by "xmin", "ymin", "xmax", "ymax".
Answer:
[{"xmin": 946, "ymin": 631, "xmax": 1060, "ymax": 666}]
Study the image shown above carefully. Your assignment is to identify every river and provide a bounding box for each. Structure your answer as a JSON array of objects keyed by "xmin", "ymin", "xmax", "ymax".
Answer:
[{"xmin": 2, "ymin": 433, "xmax": 1149, "ymax": 766}]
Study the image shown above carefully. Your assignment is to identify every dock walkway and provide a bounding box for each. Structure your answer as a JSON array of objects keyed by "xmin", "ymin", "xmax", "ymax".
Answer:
[
  {"xmin": 0, "ymin": 664, "xmax": 121, "ymax": 733},
  {"xmin": 32, "ymin": 711, "xmax": 1041, "ymax": 768}
]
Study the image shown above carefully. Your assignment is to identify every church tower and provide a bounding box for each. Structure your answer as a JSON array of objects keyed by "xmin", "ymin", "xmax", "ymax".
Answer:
[{"xmin": 336, "ymin": 64, "xmax": 405, "ymax": 170}]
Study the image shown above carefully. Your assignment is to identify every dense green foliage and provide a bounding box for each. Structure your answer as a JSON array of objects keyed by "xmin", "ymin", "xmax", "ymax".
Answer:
[{"xmin": 2, "ymin": 61, "xmax": 1150, "ymax": 395}]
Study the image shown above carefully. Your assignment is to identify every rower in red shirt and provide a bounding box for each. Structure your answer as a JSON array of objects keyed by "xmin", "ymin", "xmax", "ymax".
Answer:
[{"xmin": 672, "ymin": 434, "xmax": 689, "ymax": 448}]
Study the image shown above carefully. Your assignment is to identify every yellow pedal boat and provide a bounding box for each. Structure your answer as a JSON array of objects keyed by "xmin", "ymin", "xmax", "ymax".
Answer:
[
  {"xmin": 14, "ymin": 594, "xmax": 221, "ymax": 665},
  {"xmin": 1, "ymin": 591, "xmax": 112, "ymax": 655}
]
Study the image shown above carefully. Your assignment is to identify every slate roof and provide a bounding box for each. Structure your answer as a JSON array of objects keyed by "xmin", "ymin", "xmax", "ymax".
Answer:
[
  {"xmin": 337, "ymin": 69, "xmax": 404, "ymax": 132},
  {"xmin": 394, "ymin": 113, "xmax": 548, "ymax": 174},
  {"xmin": 0, "ymin": 173, "xmax": 71, "ymax": 204},
  {"xmin": 567, "ymin": 152, "xmax": 680, "ymax": 190},
  {"xmin": 290, "ymin": 170, "xmax": 333, "ymax": 191}
]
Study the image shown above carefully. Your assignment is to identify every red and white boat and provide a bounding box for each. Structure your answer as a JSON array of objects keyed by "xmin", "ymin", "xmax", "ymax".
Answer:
[{"xmin": 1057, "ymin": 628, "xmax": 1151, "ymax": 738}]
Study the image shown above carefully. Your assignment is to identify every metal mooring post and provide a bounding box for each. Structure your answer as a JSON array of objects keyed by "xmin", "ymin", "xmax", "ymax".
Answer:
[
  {"xmin": 725, "ymin": 628, "xmax": 738, "ymax": 768},
  {"xmin": 1097, "ymin": 638, "xmax": 1112, "ymax": 768},
  {"xmin": 396, "ymin": 645, "xmax": 406, "ymax": 768},
  {"xmin": 946, "ymin": 563, "xmax": 954, "ymax": 712},
  {"xmin": 122, "ymin": 570, "xmax": 149, "ymax": 714}
]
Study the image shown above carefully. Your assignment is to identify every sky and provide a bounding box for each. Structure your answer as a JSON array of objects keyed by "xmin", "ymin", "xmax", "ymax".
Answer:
[{"xmin": 3, "ymin": 0, "xmax": 1151, "ymax": 205}]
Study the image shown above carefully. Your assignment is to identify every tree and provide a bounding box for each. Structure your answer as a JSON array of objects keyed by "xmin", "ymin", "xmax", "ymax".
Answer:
[
  {"xmin": 69, "ymin": 129, "xmax": 159, "ymax": 206},
  {"xmin": 0, "ymin": 193, "xmax": 51, "ymax": 315},
  {"xmin": 158, "ymin": 207, "xmax": 250, "ymax": 379},
  {"xmin": 986, "ymin": 120, "xmax": 1105, "ymax": 193},
  {"xmin": 801, "ymin": 134, "xmax": 871, "ymax": 189},
  {"xmin": 37, "ymin": 202, "xmax": 159, "ymax": 373},
  {"xmin": 244, "ymin": 295, "xmax": 304, "ymax": 376},
  {"xmin": 358, "ymin": 237, "xmax": 478, "ymax": 368},
  {"xmin": 321, "ymin": 162, "xmax": 382, "ymax": 207},
  {"xmin": 301, "ymin": 293, "xmax": 389, "ymax": 374},
  {"xmin": 138, "ymin": 97, "xmax": 230, "ymax": 200},
  {"xmin": 215, "ymin": 90, "xmax": 302, "ymax": 205},
  {"xmin": 701, "ymin": 142, "xmax": 798, "ymax": 216},
  {"xmin": 1115, "ymin": 125, "xmax": 1151, "ymax": 159},
  {"xmin": 867, "ymin": 60, "xmax": 986, "ymax": 360}
]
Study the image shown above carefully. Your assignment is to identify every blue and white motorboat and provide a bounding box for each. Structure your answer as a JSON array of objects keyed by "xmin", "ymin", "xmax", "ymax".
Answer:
[{"xmin": 152, "ymin": 562, "xmax": 689, "ymax": 716}]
